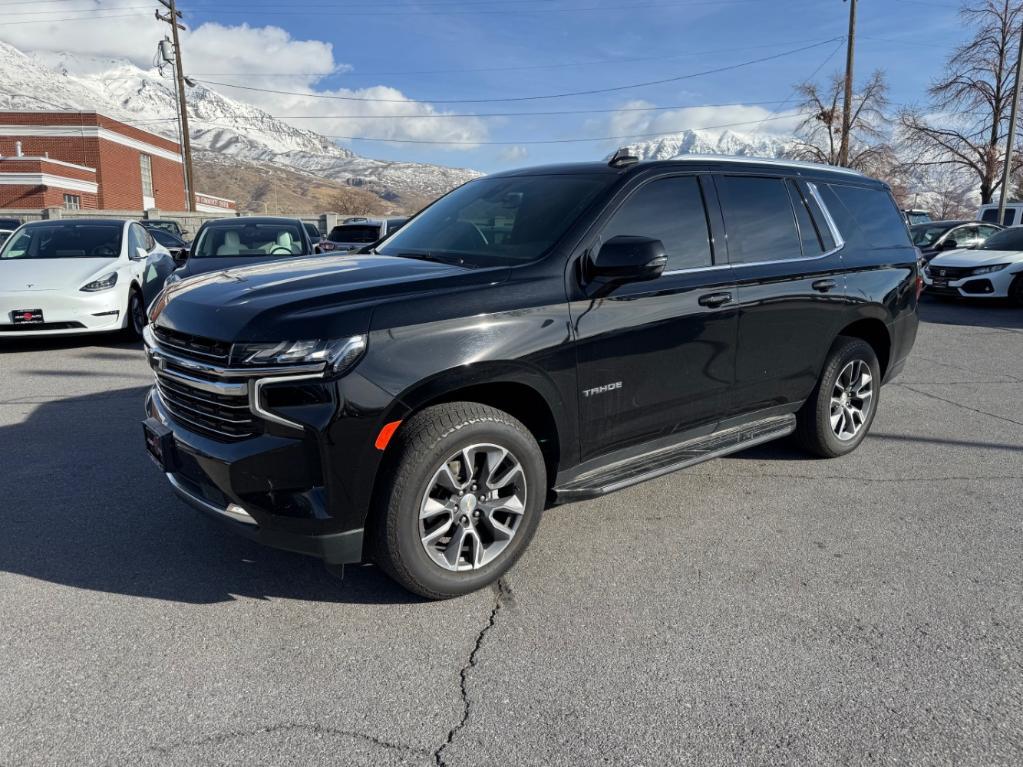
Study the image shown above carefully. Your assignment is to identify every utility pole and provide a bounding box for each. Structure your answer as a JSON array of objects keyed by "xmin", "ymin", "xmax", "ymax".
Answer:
[
  {"xmin": 839, "ymin": 0, "xmax": 857, "ymax": 167},
  {"xmin": 997, "ymin": 21, "xmax": 1023, "ymax": 225},
  {"xmin": 156, "ymin": 0, "xmax": 195, "ymax": 212}
]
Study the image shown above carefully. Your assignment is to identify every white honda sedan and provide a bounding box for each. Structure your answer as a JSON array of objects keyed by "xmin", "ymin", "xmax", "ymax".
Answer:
[
  {"xmin": 923, "ymin": 226, "xmax": 1023, "ymax": 305},
  {"xmin": 0, "ymin": 219, "xmax": 176, "ymax": 339}
]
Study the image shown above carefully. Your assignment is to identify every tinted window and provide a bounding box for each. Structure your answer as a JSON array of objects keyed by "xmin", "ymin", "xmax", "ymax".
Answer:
[
  {"xmin": 979, "ymin": 227, "xmax": 1023, "ymax": 250},
  {"xmin": 600, "ymin": 176, "xmax": 712, "ymax": 271},
  {"xmin": 716, "ymin": 176, "xmax": 802, "ymax": 264},
  {"xmin": 329, "ymin": 225, "xmax": 381, "ymax": 244},
  {"xmin": 378, "ymin": 174, "xmax": 611, "ymax": 267},
  {"xmin": 786, "ymin": 180, "xmax": 824, "ymax": 257},
  {"xmin": 829, "ymin": 185, "xmax": 911, "ymax": 248},
  {"xmin": 0, "ymin": 223, "xmax": 123, "ymax": 259},
  {"xmin": 148, "ymin": 228, "xmax": 182, "ymax": 247},
  {"xmin": 910, "ymin": 223, "xmax": 956, "ymax": 247},
  {"xmin": 304, "ymin": 223, "xmax": 321, "ymax": 239},
  {"xmin": 980, "ymin": 208, "xmax": 1000, "ymax": 224}
]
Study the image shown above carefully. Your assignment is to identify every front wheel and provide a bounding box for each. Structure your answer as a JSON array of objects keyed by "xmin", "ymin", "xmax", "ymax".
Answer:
[
  {"xmin": 123, "ymin": 288, "xmax": 146, "ymax": 341},
  {"xmin": 794, "ymin": 336, "xmax": 881, "ymax": 458},
  {"xmin": 371, "ymin": 402, "xmax": 546, "ymax": 599},
  {"xmin": 1009, "ymin": 274, "xmax": 1023, "ymax": 307}
]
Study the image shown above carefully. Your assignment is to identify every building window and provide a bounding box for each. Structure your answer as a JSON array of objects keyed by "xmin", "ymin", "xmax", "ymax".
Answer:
[
  {"xmin": 140, "ymin": 154, "xmax": 154, "ymax": 199},
  {"xmin": 63, "ymin": 194, "xmax": 81, "ymax": 210}
]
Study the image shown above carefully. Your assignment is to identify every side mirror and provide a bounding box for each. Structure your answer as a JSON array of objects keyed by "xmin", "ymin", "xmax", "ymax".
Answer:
[
  {"xmin": 133, "ymin": 246, "xmax": 148, "ymax": 261},
  {"xmin": 587, "ymin": 236, "xmax": 667, "ymax": 291},
  {"xmin": 940, "ymin": 238, "xmax": 958, "ymax": 251}
]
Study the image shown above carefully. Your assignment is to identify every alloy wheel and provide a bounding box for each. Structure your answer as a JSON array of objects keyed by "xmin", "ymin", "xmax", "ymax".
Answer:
[
  {"xmin": 418, "ymin": 443, "xmax": 527, "ymax": 572},
  {"xmin": 130, "ymin": 293, "xmax": 145, "ymax": 336},
  {"xmin": 830, "ymin": 359, "xmax": 873, "ymax": 441}
]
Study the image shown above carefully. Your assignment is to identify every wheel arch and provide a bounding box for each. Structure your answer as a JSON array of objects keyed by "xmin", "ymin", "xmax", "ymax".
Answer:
[{"xmin": 836, "ymin": 316, "xmax": 892, "ymax": 378}]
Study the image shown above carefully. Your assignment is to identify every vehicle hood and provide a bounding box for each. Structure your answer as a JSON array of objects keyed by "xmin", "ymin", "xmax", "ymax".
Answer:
[
  {"xmin": 171, "ymin": 254, "xmax": 296, "ymax": 279},
  {"xmin": 928, "ymin": 249, "xmax": 1023, "ymax": 268},
  {"xmin": 0, "ymin": 258, "xmax": 118, "ymax": 292},
  {"xmin": 152, "ymin": 254, "xmax": 509, "ymax": 342}
]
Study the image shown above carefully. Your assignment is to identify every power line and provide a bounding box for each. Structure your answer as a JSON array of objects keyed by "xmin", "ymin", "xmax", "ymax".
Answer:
[
  {"xmin": 197, "ymin": 37, "xmax": 844, "ymax": 105},
  {"xmin": 0, "ymin": 11, "xmax": 146, "ymax": 25}
]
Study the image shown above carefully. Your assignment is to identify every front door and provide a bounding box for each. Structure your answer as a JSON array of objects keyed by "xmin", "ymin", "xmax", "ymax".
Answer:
[{"xmin": 571, "ymin": 174, "xmax": 738, "ymax": 462}]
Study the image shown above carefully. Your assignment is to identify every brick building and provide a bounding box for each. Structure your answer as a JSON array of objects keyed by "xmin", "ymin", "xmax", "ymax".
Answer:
[{"xmin": 0, "ymin": 111, "xmax": 186, "ymax": 211}]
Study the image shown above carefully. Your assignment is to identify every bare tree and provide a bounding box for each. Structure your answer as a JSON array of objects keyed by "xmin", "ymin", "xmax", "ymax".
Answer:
[
  {"xmin": 900, "ymin": 0, "xmax": 1023, "ymax": 204},
  {"xmin": 788, "ymin": 69, "xmax": 894, "ymax": 174}
]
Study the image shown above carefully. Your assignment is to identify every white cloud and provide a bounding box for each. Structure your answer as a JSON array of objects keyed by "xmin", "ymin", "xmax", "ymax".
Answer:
[
  {"xmin": 592, "ymin": 99, "xmax": 805, "ymax": 142},
  {"xmin": 497, "ymin": 145, "xmax": 528, "ymax": 163},
  {"xmin": 0, "ymin": 0, "xmax": 486, "ymax": 147}
]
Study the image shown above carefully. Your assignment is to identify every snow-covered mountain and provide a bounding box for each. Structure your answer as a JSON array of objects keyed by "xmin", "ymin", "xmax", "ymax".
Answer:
[
  {"xmin": 0, "ymin": 41, "xmax": 481, "ymax": 206},
  {"xmin": 623, "ymin": 128, "xmax": 793, "ymax": 162}
]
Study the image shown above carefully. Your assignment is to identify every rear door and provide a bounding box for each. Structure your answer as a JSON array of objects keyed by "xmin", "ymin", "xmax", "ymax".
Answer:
[
  {"xmin": 571, "ymin": 173, "xmax": 738, "ymax": 460},
  {"xmin": 714, "ymin": 174, "xmax": 848, "ymax": 417}
]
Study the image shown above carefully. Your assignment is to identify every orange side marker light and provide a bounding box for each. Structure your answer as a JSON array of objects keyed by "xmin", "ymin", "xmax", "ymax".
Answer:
[{"xmin": 375, "ymin": 420, "xmax": 402, "ymax": 451}]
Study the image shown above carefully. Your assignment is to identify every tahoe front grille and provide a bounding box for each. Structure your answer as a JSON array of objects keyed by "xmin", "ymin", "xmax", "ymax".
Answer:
[
  {"xmin": 152, "ymin": 325, "xmax": 231, "ymax": 363},
  {"xmin": 155, "ymin": 373, "xmax": 257, "ymax": 440}
]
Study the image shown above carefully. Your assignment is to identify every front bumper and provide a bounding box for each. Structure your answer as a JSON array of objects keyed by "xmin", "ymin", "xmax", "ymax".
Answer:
[
  {"xmin": 0, "ymin": 288, "xmax": 124, "ymax": 336},
  {"xmin": 144, "ymin": 363, "xmax": 367, "ymax": 565},
  {"xmin": 922, "ymin": 267, "xmax": 1018, "ymax": 298}
]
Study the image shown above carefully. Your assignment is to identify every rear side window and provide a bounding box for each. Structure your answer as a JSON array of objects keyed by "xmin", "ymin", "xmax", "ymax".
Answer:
[
  {"xmin": 981, "ymin": 208, "xmax": 1015, "ymax": 226},
  {"xmin": 786, "ymin": 181, "xmax": 825, "ymax": 257},
  {"xmin": 827, "ymin": 184, "xmax": 911, "ymax": 248},
  {"xmin": 716, "ymin": 175, "xmax": 803, "ymax": 264},
  {"xmin": 600, "ymin": 175, "xmax": 713, "ymax": 271}
]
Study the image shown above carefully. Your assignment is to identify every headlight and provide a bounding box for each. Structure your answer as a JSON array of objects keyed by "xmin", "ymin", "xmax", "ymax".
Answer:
[
  {"xmin": 970, "ymin": 263, "xmax": 1009, "ymax": 275},
  {"xmin": 231, "ymin": 335, "xmax": 366, "ymax": 373},
  {"xmin": 80, "ymin": 272, "xmax": 118, "ymax": 292}
]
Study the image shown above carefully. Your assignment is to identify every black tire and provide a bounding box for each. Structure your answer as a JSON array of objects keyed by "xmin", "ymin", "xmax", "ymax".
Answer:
[
  {"xmin": 794, "ymin": 336, "xmax": 881, "ymax": 458},
  {"xmin": 123, "ymin": 287, "xmax": 146, "ymax": 341},
  {"xmin": 371, "ymin": 402, "xmax": 546, "ymax": 599},
  {"xmin": 1009, "ymin": 274, "xmax": 1023, "ymax": 308}
]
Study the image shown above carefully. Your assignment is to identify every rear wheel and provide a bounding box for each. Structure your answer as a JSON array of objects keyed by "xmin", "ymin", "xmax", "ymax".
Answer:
[
  {"xmin": 794, "ymin": 336, "xmax": 881, "ymax": 458},
  {"xmin": 371, "ymin": 402, "xmax": 546, "ymax": 599}
]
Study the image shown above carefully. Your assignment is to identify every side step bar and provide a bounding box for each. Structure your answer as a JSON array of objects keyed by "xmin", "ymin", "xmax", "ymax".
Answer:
[{"xmin": 553, "ymin": 414, "xmax": 796, "ymax": 502}]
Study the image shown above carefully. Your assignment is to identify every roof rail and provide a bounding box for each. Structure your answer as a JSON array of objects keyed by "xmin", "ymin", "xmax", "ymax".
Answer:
[
  {"xmin": 667, "ymin": 154, "xmax": 866, "ymax": 176},
  {"xmin": 608, "ymin": 147, "xmax": 639, "ymax": 168}
]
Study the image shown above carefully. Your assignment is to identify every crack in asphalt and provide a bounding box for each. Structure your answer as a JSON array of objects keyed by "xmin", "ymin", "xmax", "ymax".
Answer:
[
  {"xmin": 147, "ymin": 721, "xmax": 432, "ymax": 758},
  {"xmin": 894, "ymin": 383, "xmax": 1023, "ymax": 428},
  {"xmin": 433, "ymin": 578, "xmax": 513, "ymax": 767}
]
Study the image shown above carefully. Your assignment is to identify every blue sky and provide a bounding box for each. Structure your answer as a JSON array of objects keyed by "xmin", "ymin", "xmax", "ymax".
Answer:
[{"xmin": 4, "ymin": 0, "xmax": 969, "ymax": 172}]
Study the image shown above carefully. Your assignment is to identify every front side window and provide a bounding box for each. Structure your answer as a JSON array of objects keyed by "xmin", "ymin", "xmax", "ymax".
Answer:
[
  {"xmin": 910, "ymin": 223, "xmax": 955, "ymax": 247},
  {"xmin": 377, "ymin": 174, "xmax": 612, "ymax": 267},
  {"xmin": 716, "ymin": 175, "xmax": 803, "ymax": 264},
  {"xmin": 599, "ymin": 176, "xmax": 712, "ymax": 271},
  {"xmin": 0, "ymin": 223, "xmax": 123, "ymax": 259},
  {"xmin": 63, "ymin": 194, "xmax": 81, "ymax": 211},
  {"xmin": 191, "ymin": 222, "xmax": 309, "ymax": 258},
  {"xmin": 140, "ymin": 155, "xmax": 154, "ymax": 198}
]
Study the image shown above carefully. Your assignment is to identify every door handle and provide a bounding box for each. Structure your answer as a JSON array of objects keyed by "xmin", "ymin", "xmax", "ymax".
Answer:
[
  {"xmin": 698, "ymin": 291, "xmax": 733, "ymax": 308},
  {"xmin": 812, "ymin": 279, "xmax": 837, "ymax": 293}
]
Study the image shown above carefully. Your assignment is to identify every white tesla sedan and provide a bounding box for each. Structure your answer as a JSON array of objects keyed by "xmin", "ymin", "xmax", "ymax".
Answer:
[
  {"xmin": 923, "ymin": 226, "xmax": 1023, "ymax": 305},
  {"xmin": 0, "ymin": 219, "xmax": 177, "ymax": 339}
]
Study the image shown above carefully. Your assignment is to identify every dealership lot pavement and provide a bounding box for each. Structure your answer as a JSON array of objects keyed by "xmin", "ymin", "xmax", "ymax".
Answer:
[{"xmin": 0, "ymin": 298, "xmax": 1020, "ymax": 766}]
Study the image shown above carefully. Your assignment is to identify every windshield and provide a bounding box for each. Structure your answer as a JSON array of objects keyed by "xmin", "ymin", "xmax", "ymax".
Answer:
[
  {"xmin": 0, "ymin": 223, "xmax": 123, "ymax": 259},
  {"xmin": 376, "ymin": 174, "xmax": 611, "ymax": 267},
  {"xmin": 910, "ymin": 223, "xmax": 956, "ymax": 246},
  {"xmin": 329, "ymin": 224, "xmax": 380, "ymax": 244},
  {"xmin": 191, "ymin": 222, "xmax": 309, "ymax": 258},
  {"xmin": 146, "ymin": 221, "xmax": 180, "ymax": 235},
  {"xmin": 905, "ymin": 211, "xmax": 931, "ymax": 225},
  {"xmin": 304, "ymin": 223, "xmax": 321, "ymax": 240},
  {"xmin": 978, "ymin": 227, "xmax": 1023, "ymax": 250}
]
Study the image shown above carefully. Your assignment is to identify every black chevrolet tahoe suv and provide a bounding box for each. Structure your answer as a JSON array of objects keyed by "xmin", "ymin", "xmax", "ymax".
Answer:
[{"xmin": 142, "ymin": 155, "xmax": 919, "ymax": 599}]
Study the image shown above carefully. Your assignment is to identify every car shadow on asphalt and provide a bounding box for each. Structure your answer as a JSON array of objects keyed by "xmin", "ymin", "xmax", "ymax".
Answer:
[
  {"xmin": 918, "ymin": 295, "xmax": 1023, "ymax": 329},
  {"xmin": 0, "ymin": 385, "xmax": 422, "ymax": 605}
]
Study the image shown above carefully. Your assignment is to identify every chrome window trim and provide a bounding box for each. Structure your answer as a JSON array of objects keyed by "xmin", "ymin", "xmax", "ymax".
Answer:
[
  {"xmin": 250, "ymin": 372, "xmax": 327, "ymax": 429},
  {"xmin": 805, "ymin": 182, "xmax": 846, "ymax": 252}
]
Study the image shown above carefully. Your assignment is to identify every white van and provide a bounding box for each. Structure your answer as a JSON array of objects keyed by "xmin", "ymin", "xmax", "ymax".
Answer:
[{"xmin": 977, "ymin": 202, "xmax": 1023, "ymax": 227}]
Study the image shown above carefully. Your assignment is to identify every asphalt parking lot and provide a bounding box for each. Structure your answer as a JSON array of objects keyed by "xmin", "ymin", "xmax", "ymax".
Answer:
[{"xmin": 0, "ymin": 297, "xmax": 1020, "ymax": 766}]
